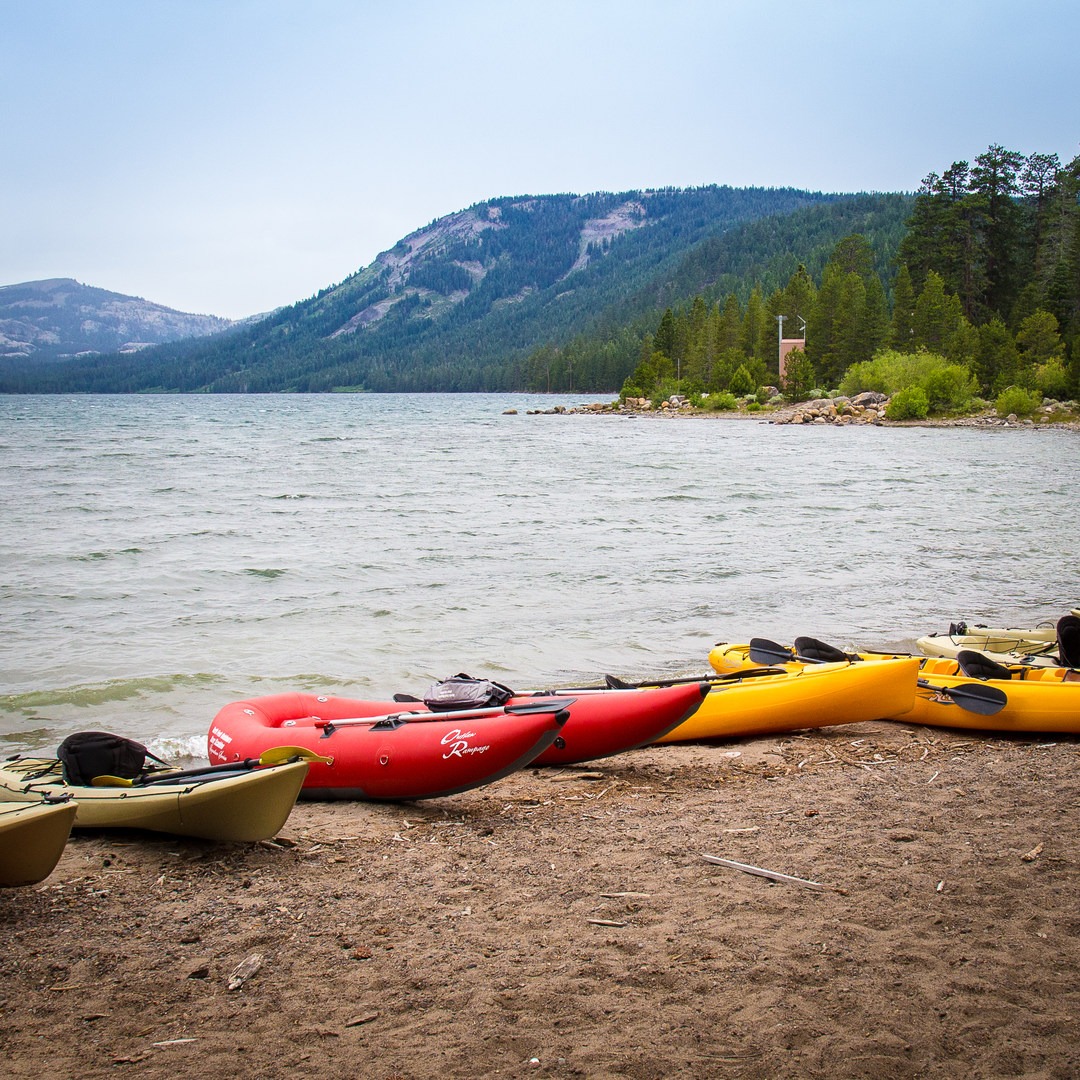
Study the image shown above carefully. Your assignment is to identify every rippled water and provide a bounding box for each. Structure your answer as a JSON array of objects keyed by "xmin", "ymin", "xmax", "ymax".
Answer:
[{"xmin": 1, "ymin": 393, "xmax": 1076, "ymax": 760}]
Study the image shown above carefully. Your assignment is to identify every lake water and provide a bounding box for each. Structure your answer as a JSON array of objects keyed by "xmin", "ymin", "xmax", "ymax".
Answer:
[{"xmin": 1, "ymin": 393, "xmax": 1076, "ymax": 762}]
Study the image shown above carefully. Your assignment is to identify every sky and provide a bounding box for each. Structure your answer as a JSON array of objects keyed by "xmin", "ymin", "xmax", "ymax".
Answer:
[{"xmin": 2, "ymin": 0, "xmax": 1077, "ymax": 320}]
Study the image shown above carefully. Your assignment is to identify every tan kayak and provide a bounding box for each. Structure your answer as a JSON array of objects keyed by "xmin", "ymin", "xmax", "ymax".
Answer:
[
  {"xmin": 917, "ymin": 611, "xmax": 1080, "ymax": 668},
  {"xmin": 0, "ymin": 757, "xmax": 309, "ymax": 842},
  {"xmin": 0, "ymin": 798, "xmax": 77, "ymax": 887}
]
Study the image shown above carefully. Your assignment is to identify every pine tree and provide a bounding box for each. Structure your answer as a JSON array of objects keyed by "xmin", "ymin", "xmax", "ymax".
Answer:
[{"xmin": 889, "ymin": 265, "xmax": 916, "ymax": 349}]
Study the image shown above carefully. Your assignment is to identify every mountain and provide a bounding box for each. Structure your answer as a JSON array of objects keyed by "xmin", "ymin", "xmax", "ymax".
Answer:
[
  {"xmin": 0, "ymin": 278, "xmax": 235, "ymax": 361},
  {"xmin": 1, "ymin": 186, "xmax": 920, "ymax": 394},
  {"xmin": 2, "ymin": 187, "xmax": 852, "ymax": 393}
]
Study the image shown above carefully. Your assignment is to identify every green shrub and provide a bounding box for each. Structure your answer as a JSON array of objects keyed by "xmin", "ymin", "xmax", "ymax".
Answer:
[
  {"xmin": 708, "ymin": 392, "xmax": 739, "ymax": 412},
  {"xmin": 1035, "ymin": 358, "xmax": 1070, "ymax": 400},
  {"xmin": 729, "ymin": 365, "xmax": 756, "ymax": 396},
  {"xmin": 995, "ymin": 385, "xmax": 1041, "ymax": 417},
  {"xmin": 885, "ymin": 386, "xmax": 930, "ymax": 420},
  {"xmin": 923, "ymin": 364, "xmax": 978, "ymax": 413}
]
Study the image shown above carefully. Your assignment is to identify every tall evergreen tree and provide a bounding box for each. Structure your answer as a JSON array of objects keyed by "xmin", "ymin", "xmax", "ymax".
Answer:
[
  {"xmin": 970, "ymin": 144, "xmax": 1026, "ymax": 317},
  {"xmin": 974, "ymin": 317, "xmax": 1019, "ymax": 395},
  {"xmin": 714, "ymin": 293, "xmax": 741, "ymax": 355},
  {"xmin": 741, "ymin": 287, "xmax": 769, "ymax": 367},
  {"xmin": 912, "ymin": 271, "xmax": 961, "ymax": 353},
  {"xmin": 888, "ymin": 265, "xmax": 916, "ymax": 348}
]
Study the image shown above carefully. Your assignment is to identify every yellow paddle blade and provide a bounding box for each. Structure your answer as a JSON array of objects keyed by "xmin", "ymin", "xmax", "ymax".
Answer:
[
  {"xmin": 258, "ymin": 745, "xmax": 334, "ymax": 766},
  {"xmin": 90, "ymin": 775, "xmax": 133, "ymax": 787}
]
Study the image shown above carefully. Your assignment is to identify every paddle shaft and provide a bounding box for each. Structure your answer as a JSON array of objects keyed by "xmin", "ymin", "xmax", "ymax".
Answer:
[{"xmin": 313, "ymin": 698, "xmax": 575, "ymax": 731}]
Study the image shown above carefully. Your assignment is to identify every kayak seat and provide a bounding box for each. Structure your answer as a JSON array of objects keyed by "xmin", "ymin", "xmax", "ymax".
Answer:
[
  {"xmin": 793, "ymin": 637, "xmax": 855, "ymax": 663},
  {"xmin": 956, "ymin": 650, "xmax": 1013, "ymax": 682},
  {"xmin": 1057, "ymin": 615, "xmax": 1080, "ymax": 669}
]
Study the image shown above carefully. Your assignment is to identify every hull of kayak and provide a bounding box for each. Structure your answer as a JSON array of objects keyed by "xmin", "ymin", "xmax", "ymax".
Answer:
[
  {"xmin": 0, "ymin": 799, "xmax": 77, "ymax": 887},
  {"xmin": 653, "ymin": 658, "xmax": 920, "ymax": 742},
  {"xmin": 209, "ymin": 694, "xmax": 571, "ymax": 800},
  {"xmin": 0, "ymin": 760, "xmax": 308, "ymax": 841},
  {"xmin": 527, "ymin": 681, "xmax": 710, "ymax": 764},
  {"xmin": 871, "ymin": 654, "xmax": 1080, "ymax": 733},
  {"xmin": 710, "ymin": 642, "xmax": 1080, "ymax": 734}
]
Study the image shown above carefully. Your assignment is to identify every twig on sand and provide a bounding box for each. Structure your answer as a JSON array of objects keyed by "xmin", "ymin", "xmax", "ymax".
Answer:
[{"xmin": 701, "ymin": 854, "xmax": 847, "ymax": 894}]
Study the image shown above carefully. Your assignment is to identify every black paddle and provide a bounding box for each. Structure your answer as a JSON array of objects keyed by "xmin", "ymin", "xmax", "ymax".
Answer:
[
  {"xmin": 317, "ymin": 698, "xmax": 576, "ymax": 735},
  {"xmin": 91, "ymin": 746, "xmax": 332, "ymax": 788},
  {"xmin": 747, "ymin": 637, "xmax": 1008, "ymax": 716},
  {"xmin": 598, "ymin": 668, "xmax": 788, "ymax": 690}
]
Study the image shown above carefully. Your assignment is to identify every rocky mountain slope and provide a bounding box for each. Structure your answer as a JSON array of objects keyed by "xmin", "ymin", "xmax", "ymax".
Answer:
[{"xmin": 0, "ymin": 278, "xmax": 235, "ymax": 361}]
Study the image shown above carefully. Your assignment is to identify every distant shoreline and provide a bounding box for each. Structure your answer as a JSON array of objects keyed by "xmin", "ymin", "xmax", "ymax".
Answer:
[{"xmin": 522, "ymin": 400, "xmax": 1080, "ymax": 431}]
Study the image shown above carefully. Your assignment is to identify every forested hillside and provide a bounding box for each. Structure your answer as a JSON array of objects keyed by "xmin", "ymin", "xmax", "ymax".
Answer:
[
  {"xmin": 0, "ymin": 187, "xmax": 839, "ymax": 393},
  {"xmin": 523, "ymin": 194, "xmax": 912, "ymax": 392},
  {"xmin": 609, "ymin": 144, "xmax": 1080, "ymax": 413}
]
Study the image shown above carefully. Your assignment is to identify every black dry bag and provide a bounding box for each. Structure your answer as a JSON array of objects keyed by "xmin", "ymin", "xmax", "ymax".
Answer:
[
  {"xmin": 57, "ymin": 731, "xmax": 169, "ymax": 786},
  {"xmin": 422, "ymin": 673, "xmax": 515, "ymax": 712}
]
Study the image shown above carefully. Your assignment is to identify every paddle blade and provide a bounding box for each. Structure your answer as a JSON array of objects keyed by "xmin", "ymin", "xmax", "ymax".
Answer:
[
  {"xmin": 258, "ymin": 745, "xmax": 333, "ymax": 766},
  {"xmin": 506, "ymin": 698, "xmax": 577, "ymax": 715},
  {"xmin": 919, "ymin": 679, "xmax": 1008, "ymax": 716},
  {"xmin": 89, "ymin": 774, "xmax": 133, "ymax": 787}
]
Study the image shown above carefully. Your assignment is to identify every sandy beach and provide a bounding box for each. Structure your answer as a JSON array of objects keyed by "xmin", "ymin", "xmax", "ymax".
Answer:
[{"xmin": 3, "ymin": 719, "xmax": 1078, "ymax": 1079}]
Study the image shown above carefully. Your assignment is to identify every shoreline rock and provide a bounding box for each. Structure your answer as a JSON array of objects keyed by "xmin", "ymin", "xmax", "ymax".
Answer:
[{"xmin": 510, "ymin": 394, "xmax": 1080, "ymax": 430}]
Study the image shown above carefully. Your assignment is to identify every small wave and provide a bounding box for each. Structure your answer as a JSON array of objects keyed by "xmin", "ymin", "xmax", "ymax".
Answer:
[
  {"xmin": 1, "ymin": 673, "xmax": 227, "ymax": 711},
  {"xmin": 150, "ymin": 733, "xmax": 208, "ymax": 765},
  {"xmin": 70, "ymin": 547, "xmax": 144, "ymax": 562},
  {"xmin": 244, "ymin": 568, "xmax": 288, "ymax": 579},
  {"xmin": 0, "ymin": 726, "xmax": 54, "ymax": 747}
]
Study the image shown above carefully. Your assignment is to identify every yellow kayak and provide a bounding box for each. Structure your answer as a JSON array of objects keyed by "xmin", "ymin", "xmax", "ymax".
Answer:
[
  {"xmin": 0, "ymin": 798, "xmax": 77, "ymax": 887},
  {"xmin": 0, "ymin": 757, "xmax": 309, "ymax": 842},
  {"xmin": 892, "ymin": 654, "xmax": 1080, "ymax": 733},
  {"xmin": 653, "ymin": 656, "xmax": 919, "ymax": 743},
  {"xmin": 713, "ymin": 637, "xmax": 1080, "ymax": 734}
]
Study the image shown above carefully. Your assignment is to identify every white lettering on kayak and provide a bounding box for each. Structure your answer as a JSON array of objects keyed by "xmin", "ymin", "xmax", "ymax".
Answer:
[
  {"xmin": 440, "ymin": 729, "xmax": 491, "ymax": 759},
  {"xmin": 208, "ymin": 727, "xmax": 232, "ymax": 757}
]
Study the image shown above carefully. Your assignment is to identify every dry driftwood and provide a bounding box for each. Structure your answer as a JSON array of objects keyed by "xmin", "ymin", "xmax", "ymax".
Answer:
[{"xmin": 701, "ymin": 854, "xmax": 844, "ymax": 893}]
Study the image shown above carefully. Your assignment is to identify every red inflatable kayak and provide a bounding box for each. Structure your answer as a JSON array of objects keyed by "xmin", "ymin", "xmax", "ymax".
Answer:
[
  {"xmin": 526, "ymin": 681, "xmax": 710, "ymax": 764},
  {"xmin": 375, "ymin": 679, "xmax": 710, "ymax": 765},
  {"xmin": 208, "ymin": 695, "xmax": 569, "ymax": 800},
  {"xmin": 208, "ymin": 681, "xmax": 708, "ymax": 797}
]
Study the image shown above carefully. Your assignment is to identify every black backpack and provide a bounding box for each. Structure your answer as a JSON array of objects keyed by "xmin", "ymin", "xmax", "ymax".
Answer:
[
  {"xmin": 422, "ymin": 673, "xmax": 515, "ymax": 712},
  {"xmin": 57, "ymin": 731, "xmax": 170, "ymax": 786}
]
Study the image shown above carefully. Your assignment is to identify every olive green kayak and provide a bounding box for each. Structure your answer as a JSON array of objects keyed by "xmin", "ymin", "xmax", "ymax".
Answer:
[
  {"xmin": 0, "ymin": 758, "xmax": 308, "ymax": 842},
  {"xmin": 0, "ymin": 798, "xmax": 77, "ymax": 887}
]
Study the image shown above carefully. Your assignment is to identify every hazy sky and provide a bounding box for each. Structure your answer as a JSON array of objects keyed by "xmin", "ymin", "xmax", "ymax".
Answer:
[{"xmin": 2, "ymin": 0, "xmax": 1077, "ymax": 319}]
